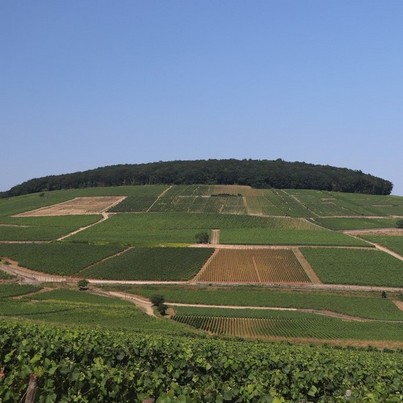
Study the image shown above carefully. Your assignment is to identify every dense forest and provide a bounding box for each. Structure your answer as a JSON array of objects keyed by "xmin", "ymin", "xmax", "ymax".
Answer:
[{"xmin": 3, "ymin": 159, "xmax": 393, "ymax": 197}]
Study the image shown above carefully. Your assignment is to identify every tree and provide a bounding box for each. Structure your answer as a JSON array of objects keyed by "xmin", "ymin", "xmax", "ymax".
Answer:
[
  {"xmin": 149, "ymin": 295, "xmax": 168, "ymax": 316},
  {"xmin": 195, "ymin": 231, "xmax": 209, "ymax": 244},
  {"xmin": 396, "ymin": 220, "xmax": 403, "ymax": 229},
  {"xmin": 150, "ymin": 295, "xmax": 165, "ymax": 306},
  {"xmin": 78, "ymin": 279, "xmax": 89, "ymax": 291}
]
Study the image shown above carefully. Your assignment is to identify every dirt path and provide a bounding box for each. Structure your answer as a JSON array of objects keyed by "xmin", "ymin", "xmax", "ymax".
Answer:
[
  {"xmin": 2, "ymin": 260, "xmax": 403, "ymax": 293},
  {"xmin": 344, "ymin": 233, "xmax": 403, "ymax": 262},
  {"xmin": 344, "ymin": 228, "xmax": 403, "ymax": 236},
  {"xmin": 210, "ymin": 229, "xmax": 220, "ymax": 245},
  {"xmin": 75, "ymin": 247, "xmax": 134, "ymax": 276},
  {"xmin": 91, "ymin": 289, "xmax": 156, "ymax": 317},
  {"xmin": 283, "ymin": 191, "xmax": 320, "ymax": 218},
  {"xmin": 57, "ymin": 212, "xmax": 112, "ymax": 241},
  {"xmin": 12, "ymin": 287, "xmax": 53, "ymax": 299},
  {"xmin": 191, "ymin": 249, "xmax": 220, "ymax": 282},
  {"xmin": 190, "ymin": 243, "xmax": 373, "ymax": 250},
  {"xmin": 146, "ymin": 186, "xmax": 172, "ymax": 212},
  {"xmin": 251, "ymin": 256, "xmax": 262, "ymax": 283},
  {"xmin": 393, "ymin": 300, "xmax": 403, "ymax": 312},
  {"xmin": 292, "ymin": 248, "xmax": 321, "ymax": 284}
]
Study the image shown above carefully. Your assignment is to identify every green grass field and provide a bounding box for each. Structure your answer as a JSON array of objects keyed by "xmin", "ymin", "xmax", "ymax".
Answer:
[
  {"xmin": 285, "ymin": 190, "xmax": 403, "ymax": 217},
  {"xmin": 0, "ymin": 283, "xmax": 41, "ymax": 298},
  {"xmin": 302, "ymin": 248, "xmax": 403, "ymax": 287},
  {"xmin": 69, "ymin": 212, "xmax": 367, "ymax": 246},
  {"xmin": 80, "ymin": 247, "xmax": 213, "ymax": 280},
  {"xmin": 360, "ymin": 235, "xmax": 403, "ymax": 256},
  {"xmin": 115, "ymin": 285, "xmax": 403, "ymax": 320},
  {"xmin": 172, "ymin": 307, "xmax": 403, "ymax": 342},
  {"xmin": 1, "ymin": 185, "xmax": 403, "ymax": 349},
  {"xmin": 0, "ymin": 243, "xmax": 124, "ymax": 275},
  {"xmin": 0, "ymin": 286, "xmax": 193, "ymax": 334},
  {"xmin": 312, "ymin": 217, "xmax": 397, "ymax": 231},
  {"xmin": 108, "ymin": 185, "xmax": 167, "ymax": 212},
  {"xmin": 0, "ymin": 186, "xmax": 169, "ymax": 217},
  {"xmin": 0, "ymin": 215, "xmax": 101, "ymax": 241}
]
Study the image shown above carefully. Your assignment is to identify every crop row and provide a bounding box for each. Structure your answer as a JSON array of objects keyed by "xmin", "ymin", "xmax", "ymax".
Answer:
[
  {"xmin": 0, "ymin": 321, "xmax": 402, "ymax": 402},
  {"xmin": 198, "ymin": 249, "xmax": 309, "ymax": 283},
  {"xmin": 172, "ymin": 310, "xmax": 403, "ymax": 342},
  {"xmin": 0, "ymin": 243, "xmax": 124, "ymax": 276},
  {"xmin": 0, "ymin": 215, "xmax": 101, "ymax": 241},
  {"xmin": 81, "ymin": 247, "xmax": 214, "ymax": 280},
  {"xmin": 70, "ymin": 212, "xmax": 367, "ymax": 246},
  {"xmin": 360, "ymin": 234, "xmax": 403, "ymax": 256},
  {"xmin": 301, "ymin": 248, "xmax": 403, "ymax": 287},
  {"xmin": 122, "ymin": 285, "xmax": 403, "ymax": 320}
]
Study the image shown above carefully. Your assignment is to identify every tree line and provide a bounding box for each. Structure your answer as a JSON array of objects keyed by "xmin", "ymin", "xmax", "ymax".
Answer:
[{"xmin": 3, "ymin": 159, "xmax": 393, "ymax": 197}]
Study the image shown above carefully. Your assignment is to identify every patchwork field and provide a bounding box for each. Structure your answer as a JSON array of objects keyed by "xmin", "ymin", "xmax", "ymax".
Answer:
[
  {"xmin": 68, "ymin": 212, "xmax": 368, "ymax": 246},
  {"xmin": 118, "ymin": 285, "xmax": 403, "ymax": 320},
  {"xmin": 196, "ymin": 249, "xmax": 310, "ymax": 283},
  {"xmin": 1, "ymin": 184, "xmax": 403, "ymax": 350},
  {"xmin": 0, "ymin": 285, "xmax": 187, "ymax": 334}
]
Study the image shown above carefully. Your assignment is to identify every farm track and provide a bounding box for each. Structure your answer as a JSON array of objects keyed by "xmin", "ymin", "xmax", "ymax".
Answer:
[
  {"xmin": 344, "ymin": 228, "xmax": 403, "ymax": 236},
  {"xmin": 190, "ymin": 243, "xmax": 374, "ymax": 250},
  {"xmin": 57, "ymin": 212, "xmax": 112, "ymax": 241},
  {"xmin": 90, "ymin": 289, "xmax": 156, "ymax": 317},
  {"xmin": 2, "ymin": 262, "xmax": 403, "ymax": 293},
  {"xmin": 74, "ymin": 246, "xmax": 134, "ymax": 276},
  {"xmin": 292, "ymin": 248, "xmax": 321, "ymax": 284},
  {"xmin": 146, "ymin": 185, "xmax": 172, "ymax": 212}
]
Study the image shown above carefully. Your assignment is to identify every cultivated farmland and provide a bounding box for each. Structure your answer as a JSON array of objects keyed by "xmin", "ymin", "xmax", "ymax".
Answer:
[
  {"xmin": 80, "ymin": 247, "xmax": 214, "ymax": 280},
  {"xmin": 196, "ymin": 249, "xmax": 310, "ymax": 283},
  {"xmin": 0, "ymin": 184, "xmax": 403, "ymax": 352},
  {"xmin": 301, "ymin": 247, "xmax": 403, "ymax": 287},
  {"xmin": 172, "ymin": 309, "xmax": 403, "ymax": 342}
]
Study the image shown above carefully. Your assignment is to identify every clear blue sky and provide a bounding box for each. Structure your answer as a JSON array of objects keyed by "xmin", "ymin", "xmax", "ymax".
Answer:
[{"xmin": 1, "ymin": 1, "xmax": 402, "ymax": 195}]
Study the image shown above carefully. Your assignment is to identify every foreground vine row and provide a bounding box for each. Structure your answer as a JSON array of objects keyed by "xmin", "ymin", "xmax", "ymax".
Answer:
[{"xmin": 0, "ymin": 322, "xmax": 402, "ymax": 402}]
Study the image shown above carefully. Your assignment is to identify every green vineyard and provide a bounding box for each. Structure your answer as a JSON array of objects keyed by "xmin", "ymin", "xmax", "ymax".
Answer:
[{"xmin": 0, "ymin": 322, "xmax": 402, "ymax": 402}]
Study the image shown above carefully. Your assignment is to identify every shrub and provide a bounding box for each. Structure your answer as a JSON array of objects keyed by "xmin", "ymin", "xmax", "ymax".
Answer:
[
  {"xmin": 396, "ymin": 220, "xmax": 403, "ymax": 229},
  {"xmin": 150, "ymin": 295, "xmax": 165, "ymax": 306},
  {"xmin": 78, "ymin": 279, "xmax": 89, "ymax": 291},
  {"xmin": 195, "ymin": 231, "xmax": 209, "ymax": 244}
]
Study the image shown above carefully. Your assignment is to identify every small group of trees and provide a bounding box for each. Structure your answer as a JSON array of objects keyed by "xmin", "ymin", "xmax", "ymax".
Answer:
[
  {"xmin": 396, "ymin": 220, "xmax": 403, "ymax": 229},
  {"xmin": 150, "ymin": 295, "xmax": 168, "ymax": 315},
  {"xmin": 195, "ymin": 231, "xmax": 209, "ymax": 244}
]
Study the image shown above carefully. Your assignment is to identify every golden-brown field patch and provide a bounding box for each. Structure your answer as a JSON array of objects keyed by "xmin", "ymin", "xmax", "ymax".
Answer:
[
  {"xmin": 196, "ymin": 249, "xmax": 311, "ymax": 284},
  {"xmin": 15, "ymin": 196, "xmax": 126, "ymax": 217}
]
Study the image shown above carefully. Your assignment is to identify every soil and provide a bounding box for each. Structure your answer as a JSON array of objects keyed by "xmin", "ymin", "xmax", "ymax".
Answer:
[{"xmin": 14, "ymin": 196, "xmax": 126, "ymax": 217}]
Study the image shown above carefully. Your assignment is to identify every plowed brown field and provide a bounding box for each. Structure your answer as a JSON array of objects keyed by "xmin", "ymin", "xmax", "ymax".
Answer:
[{"xmin": 15, "ymin": 196, "xmax": 126, "ymax": 217}]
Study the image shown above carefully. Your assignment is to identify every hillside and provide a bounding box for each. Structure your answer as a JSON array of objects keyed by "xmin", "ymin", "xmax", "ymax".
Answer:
[
  {"xmin": 1, "ymin": 184, "xmax": 402, "ymax": 401},
  {"xmin": 3, "ymin": 159, "xmax": 393, "ymax": 197}
]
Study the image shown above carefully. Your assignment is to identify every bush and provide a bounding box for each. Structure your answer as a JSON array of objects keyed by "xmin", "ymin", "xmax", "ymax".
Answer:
[
  {"xmin": 396, "ymin": 220, "xmax": 403, "ymax": 229},
  {"xmin": 156, "ymin": 303, "xmax": 168, "ymax": 316},
  {"xmin": 150, "ymin": 295, "xmax": 165, "ymax": 306},
  {"xmin": 150, "ymin": 295, "xmax": 168, "ymax": 316},
  {"xmin": 195, "ymin": 231, "xmax": 209, "ymax": 244},
  {"xmin": 78, "ymin": 279, "xmax": 89, "ymax": 291}
]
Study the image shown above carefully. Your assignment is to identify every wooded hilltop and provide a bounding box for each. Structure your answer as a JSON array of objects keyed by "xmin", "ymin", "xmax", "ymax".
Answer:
[{"xmin": 3, "ymin": 159, "xmax": 393, "ymax": 197}]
